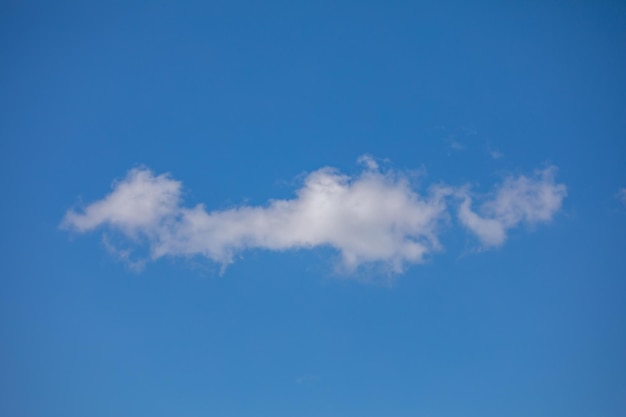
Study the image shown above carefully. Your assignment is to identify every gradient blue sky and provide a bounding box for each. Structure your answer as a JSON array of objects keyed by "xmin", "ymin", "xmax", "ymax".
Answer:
[{"xmin": 2, "ymin": 1, "xmax": 626, "ymax": 416}]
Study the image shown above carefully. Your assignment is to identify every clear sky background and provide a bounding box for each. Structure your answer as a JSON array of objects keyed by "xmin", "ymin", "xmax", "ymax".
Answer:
[{"xmin": 1, "ymin": 1, "xmax": 626, "ymax": 416}]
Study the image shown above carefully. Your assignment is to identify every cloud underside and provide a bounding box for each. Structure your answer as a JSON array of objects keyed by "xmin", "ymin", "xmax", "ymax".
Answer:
[{"xmin": 62, "ymin": 159, "xmax": 566, "ymax": 273}]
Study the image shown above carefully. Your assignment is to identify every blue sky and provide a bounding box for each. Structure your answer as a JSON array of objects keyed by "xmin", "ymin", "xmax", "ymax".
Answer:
[{"xmin": 2, "ymin": 1, "xmax": 626, "ymax": 416}]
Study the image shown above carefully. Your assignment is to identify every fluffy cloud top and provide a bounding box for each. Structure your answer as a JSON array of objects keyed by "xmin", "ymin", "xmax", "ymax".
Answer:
[{"xmin": 62, "ymin": 159, "xmax": 567, "ymax": 273}]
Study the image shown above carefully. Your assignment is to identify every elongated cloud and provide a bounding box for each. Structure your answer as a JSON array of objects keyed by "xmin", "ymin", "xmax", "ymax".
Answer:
[{"xmin": 62, "ymin": 158, "xmax": 567, "ymax": 273}]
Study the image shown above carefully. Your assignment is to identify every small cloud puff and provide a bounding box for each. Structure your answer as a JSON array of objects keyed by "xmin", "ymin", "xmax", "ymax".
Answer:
[
  {"xmin": 62, "ymin": 157, "xmax": 567, "ymax": 274},
  {"xmin": 457, "ymin": 167, "xmax": 567, "ymax": 247}
]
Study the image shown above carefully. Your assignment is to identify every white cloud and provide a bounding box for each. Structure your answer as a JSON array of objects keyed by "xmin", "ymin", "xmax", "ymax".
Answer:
[
  {"xmin": 62, "ymin": 168, "xmax": 182, "ymax": 236},
  {"xmin": 457, "ymin": 167, "xmax": 567, "ymax": 247},
  {"xmin": 63, "ymin": 162, "xmax": 451, "ymax": 273},
  {"xmin": 62, "ymin": 159, "xmax": 567, "ymax": 273}
]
